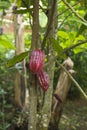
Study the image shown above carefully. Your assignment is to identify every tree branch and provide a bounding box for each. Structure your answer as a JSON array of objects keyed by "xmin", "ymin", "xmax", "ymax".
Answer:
[
  {"xmin": 45, "ymin": 39, "xmax": 87, "ymax": 67},
  {"xmin": 62, "ymin": 0, "xmax": 87, "ymax": 25},
  {"xmin": 28, "ymin": 1, "xmax": 39, "ymax": 130},
  {"xmin": 31, "ymin": 0, "xmax": 39, "ymax": 49},
  {"xmin": 58, "ymin": 0, "xmax": 81, "ymax": 16},
  {"xmin": 58, "ymin": 39, "xmax": 87, "ymax": 58},
  {"xmin": 21, "ymin": 0, "xmax": 29, "ymax": 9},
  {"xmin": 58, "ymin": 13, "xmax": 71, "ymax": 29},
  {"xmin": 41, "ymin": 0, "xmax": 57, "ymax": 49}
]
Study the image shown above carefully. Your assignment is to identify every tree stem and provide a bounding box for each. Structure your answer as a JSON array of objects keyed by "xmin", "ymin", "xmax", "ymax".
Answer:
[
  {"xmin": 31, "ymin": 0, "xmax": 39, "ymax": 49},
  {"xmin": 28, "ymin": 0, "xmax": 39, "ymax": 130}
]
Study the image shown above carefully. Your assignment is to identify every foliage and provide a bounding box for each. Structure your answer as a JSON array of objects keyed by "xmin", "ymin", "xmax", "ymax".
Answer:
[
  {"xmin": 0, "ymin": 0, "xmax": 11, "ymax": 9},
  {"xmin": 0, "ymin": 52, "xmax": 14, "ymax": 130},
  {"xmin": 7, "ymin": 51, "xmax": 28, "ymax": 67},
  {"xmin": 0, "ymin": 35, "xmax": 15, "ymax": 50},
  {"xmin": 0, "ymin": 0, "xmax": 87, "ymax": 130},
  {"xmin": 72, "ymin": 51, "xmax": 87, "ymax": 89}
]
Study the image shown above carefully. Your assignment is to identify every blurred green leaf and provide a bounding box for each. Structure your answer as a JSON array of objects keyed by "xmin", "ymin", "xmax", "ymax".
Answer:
[
  {"xmin": 39, "ymin": 11, "xmax": 48, "ymax": 28},
  {"xmin": 0, "ymin": 37, "xmax": 15, "ymax": 50},
  {"xmin": 58, "ymin": 31, "xmax": 69, "ymax": 39},
  {"xmin": 0, "ymin": 1, "xmax": 10, "ymax": 9},
  {"xmin": 7, "ymin": 51, "xmax": 29, "ymax": 67},
  {"xmin": 52, "ymin": 38, "xmax": 63, "ymax": 54},
  {"xmin": 13, "ymin": 8, "xmax": 32, "ymax": 14}
]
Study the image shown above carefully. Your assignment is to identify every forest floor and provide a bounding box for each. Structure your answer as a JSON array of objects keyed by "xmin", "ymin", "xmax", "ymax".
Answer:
[{"xmin": 59, "ymin": 98, "xmax": 87, "ymax": 130}]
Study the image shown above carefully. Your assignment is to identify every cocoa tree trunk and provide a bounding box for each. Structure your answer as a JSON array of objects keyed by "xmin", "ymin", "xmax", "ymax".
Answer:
[
  {"xmin": 37, "ymin": 0, "xmax": 58, "ymax": 130},
  {"xmin": 37, "ymin": 46, "xmax": 55, "ymax": 130},
  {"xmin": 49, "ymin": 57, "xmax": 75, "ymax": 130},
  {"xmin": 28, "ymin": 0, "xmax": 39, "ymax": 130}
]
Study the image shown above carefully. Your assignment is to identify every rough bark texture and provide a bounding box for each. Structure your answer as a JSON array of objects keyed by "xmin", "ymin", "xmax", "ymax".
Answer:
[
  {"xmin": 28, "ymin": 74, "xmax": 37, "ymax": 130},
  {"xmin": 31, "ymin": 0, "xmax": 39, "ymax": 49},
  {"xmin": 38, "ymin": 46, "xmax": 55, "ymax": 130},
  {"xmin": 49, "ymin": 57, "xmax": 75, "ymax": 130},
  {"xmin": 37, "ymin": 0, "xmax": 58, "ymax": 130},
  {"xmin": 28, "ymin": 0, "xmax": 39, "ymax": 130}
]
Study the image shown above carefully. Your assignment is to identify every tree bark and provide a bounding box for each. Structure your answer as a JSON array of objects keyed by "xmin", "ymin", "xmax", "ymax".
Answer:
[
  {"xmin": 37, "ymin": 0, "xmax": 58, "ymax": 130},
  {"xmin": 49, "ymin": 57, "xmax": 75, "ymax": 130},
  {"xmin": 28, "ymin": 0, "xmax": 39, "ymax": 130}
]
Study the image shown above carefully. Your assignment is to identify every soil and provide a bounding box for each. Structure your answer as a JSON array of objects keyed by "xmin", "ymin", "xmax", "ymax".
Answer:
[{"xmin": 59, "ymin": 98, "xmax": 87, "ymax": 130}]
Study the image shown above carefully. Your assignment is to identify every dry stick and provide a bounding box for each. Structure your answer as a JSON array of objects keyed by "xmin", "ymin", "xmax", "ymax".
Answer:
[
  {"xmin": 58, "ymin": 62, "xmax": 87, "ymax": 100},
  {"xmin": 62, "ymin": 0, "xmax": 87, "ymax": 24}
]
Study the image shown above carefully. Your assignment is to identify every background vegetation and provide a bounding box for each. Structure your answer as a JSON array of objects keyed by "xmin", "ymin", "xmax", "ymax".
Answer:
[{"xmin": 0, "ymin": 0, "xmax": 87, "ymax": 130}]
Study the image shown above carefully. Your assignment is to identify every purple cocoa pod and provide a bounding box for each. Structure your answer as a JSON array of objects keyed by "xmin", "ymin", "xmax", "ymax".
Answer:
[
  {"xmin": 29, "ymin": 49, "xmax": 45, "ymax": 74},
  {"xmin": 37, "ymin": 70, "xmax": 50, "ymax": 91}
]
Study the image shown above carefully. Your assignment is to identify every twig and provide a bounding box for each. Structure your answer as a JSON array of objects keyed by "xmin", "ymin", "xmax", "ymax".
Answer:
[
  {"xmin": 58, "ymin": 62, "xmax": 87, "ymax": 100},
  {"xmin": 58, "ymin": 0, "xmax": 81, "ymax": 16},
  {"xmin": 45, "ymin": 39, "xmax": 87, "ymax": 67},
  {"xmin": 21, "ymin": 0, "xmax": 29, "ymax": 9},
  {"xmin": 62, "ymin": 0, "xmax": 87, "ymax": 25},
  {"xmin": 39, "ymin": 4, "xmax": 47, "ymax": 13},
  {"xmin": 58, "ymin": 39, "xmax": 87, "ymax": 58},
  {"xmin": 58, "ymin": 13, "xmax": 71, "ymax": 29}
]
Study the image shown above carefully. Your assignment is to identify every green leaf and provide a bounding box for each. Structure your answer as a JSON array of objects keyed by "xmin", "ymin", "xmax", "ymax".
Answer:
[
  {"xmin": 74, "ymin": 35, "xmax": 85, "ymax": 44},
  {"xmin": 0, "ymin": 36, "xmax": 15, "ymax": 49},
  {"xmin": 0, "ymin": 1, "xmax": 10, "ymax": 9},
  {"xmin": 58, "ymin": 31, "xmax": 69, "ymax": 39},
  {"xmin": 73, "ymin": 35, "xmax": 86, "ymax": 54},
  {"xmin": 13, "ymin": 9, "xmax": 32, "ymax": 14},
  {"xmin": 52, "ymin": 38, "xmax": 63, "ymax": 54},
  {"xmin": 39, "ymin": 11, "xmax": 48, "ymax": 28},
  {"xmin": 7, "ymin": 51, "xmax": 29, "ymax": 67}
]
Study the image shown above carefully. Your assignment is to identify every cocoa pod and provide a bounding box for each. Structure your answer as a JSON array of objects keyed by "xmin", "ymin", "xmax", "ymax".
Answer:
[
  {"xmin": 29, "ymin": 49, "xmax": 45, "ymax": 74},
  {"xmin": 37, "ymin": 70, "xmax": 50, "ymax": 91}
]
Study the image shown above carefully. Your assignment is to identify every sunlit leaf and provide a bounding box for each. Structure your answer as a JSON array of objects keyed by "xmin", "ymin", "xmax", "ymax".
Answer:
[
  {"xmin": 39, "ymin": 11, "xmax": 47, "ymax": 28},
  {"xmin": 58, "ymin": 31, "xmax": 69, "ymax": 39},
  {"xmin": 74, "ymin": 35, "xmax": 85, "ymax": 44},
  {"xmin": 0, "ymin": 37, "xmax": 15, "ymax": 50},
  {"xmin": 52, "ymin": 38, "xmax": 63, "ymax": 54}
]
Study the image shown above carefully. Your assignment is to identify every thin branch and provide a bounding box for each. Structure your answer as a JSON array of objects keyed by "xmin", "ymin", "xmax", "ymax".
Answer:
[
  {"xmin": 62, "ymin": 0, "xmax": 87, "ymax": 24},
  {"xmin": 45, "ymin": 39, "xmax": 87, "ymax": 67},
  {"xmin": 39, "ymin": 4, "xmax": 47, "ymax": 13},
  {"xmin": 58, "ymin": 13, "xmax": 71, "ymax": 29},
  {"xmin": 58, "ymin": 39, "xmax": 87, "ymax": 58},
  {"xmin": 58, "ymin": 62, "xmax": 87, "ymax": 100},
  {"xmin": 31, "ymin": 0, "xmax": 39, "ymax": 49},
  {"xmin": 21, "ymin": 0, "xmax": 29, "ymax": 9},
  {"xmin": 41, "ymin": 0, "xmax": 57, "ymax": 49},
  {"xmin": 58, "ymin": 0, "xmax": 81, "ymax": 16}
]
